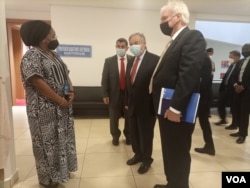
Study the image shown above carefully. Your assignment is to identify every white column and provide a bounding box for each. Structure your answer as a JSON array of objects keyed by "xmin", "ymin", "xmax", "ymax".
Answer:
[{"xmin": 0, "ymin": 0, "xmax": 19, "ymax": 187}]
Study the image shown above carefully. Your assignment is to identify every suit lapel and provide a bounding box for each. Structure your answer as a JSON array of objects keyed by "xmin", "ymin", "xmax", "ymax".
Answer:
[
  {"xmin": 132, "ymin": 51, "xmax": 149, "ymax": 85},
  {"xmin": 155, "ymin": 27, "xmax": 189, "ymax": 74},
  {"xmin": 125, "ymin": 55, "xmax": 134, "ymax": 89},
  {"xmin": 113, "ymin": 55, "xmax": 120, "ymax": 81}
]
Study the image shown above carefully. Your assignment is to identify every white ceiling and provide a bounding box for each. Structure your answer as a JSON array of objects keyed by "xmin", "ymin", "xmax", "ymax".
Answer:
[{"xmin": 5, "ymin": 0, "xmax": 250, "ymax": 17}]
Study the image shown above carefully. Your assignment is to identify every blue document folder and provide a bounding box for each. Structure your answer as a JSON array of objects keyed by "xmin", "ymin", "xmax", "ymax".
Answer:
[{"xmin": 157, "ymin": 88, "xmax": 200, "ymax": 124}]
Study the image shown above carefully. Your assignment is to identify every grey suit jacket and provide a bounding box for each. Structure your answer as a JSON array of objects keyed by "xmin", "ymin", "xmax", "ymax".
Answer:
[{"xmin": 101, "ymin": 54, "xmax": 133, "ymax": 106}]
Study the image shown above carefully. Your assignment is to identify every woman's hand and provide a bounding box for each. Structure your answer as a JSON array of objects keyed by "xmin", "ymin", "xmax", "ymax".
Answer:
[
  {"xmin": 59, "ymin": 97, "xmax": 69, "ymax": 107},
  {"xmin": 67, "ymin": 92, "xmax": 75, "ymax": 104}
]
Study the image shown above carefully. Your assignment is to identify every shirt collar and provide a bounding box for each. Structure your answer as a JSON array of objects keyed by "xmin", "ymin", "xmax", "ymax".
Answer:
[
  {"xmin": 117, "ymin": 55, "xmax": 126, "ymax": 60},
  {"xmin": 137, "ymin": 49, "xmax": 146, "ymax": 60},
  {"xmin": 172, "ymin": 25, "xmax": 187, "ymax": 40}
]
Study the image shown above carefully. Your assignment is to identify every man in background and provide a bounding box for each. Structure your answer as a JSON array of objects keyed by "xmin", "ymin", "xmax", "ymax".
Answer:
[
  {"xmin": 215, "ymin": 50, "xmax": 241, "ymax": 128},
  {"xmin": 206, "ymin": 48, "xmax": 216, "ymax": 77},
  {"xmin": 101, "ymin": 38, "xmax": 133, "ymax": 146},
  {"xmin": 206, "ymin": 47, "xmax": 215, "ymax": 117},
  {"xmin": 230, "ymin": 43, "xmax": 250, "ymax": 144},
  {"xmin": 195, "ymin": 52, "xmax": 215, "ymax": 156}
]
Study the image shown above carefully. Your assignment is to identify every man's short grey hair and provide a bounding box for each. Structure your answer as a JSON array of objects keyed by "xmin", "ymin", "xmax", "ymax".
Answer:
[
  {"xmin": 128, "ymin": 32, "xmax": 146, "ymax": 44},
  {"xmin": 161, "ymin": 0, "xmax": 190, "ymax": 24}
]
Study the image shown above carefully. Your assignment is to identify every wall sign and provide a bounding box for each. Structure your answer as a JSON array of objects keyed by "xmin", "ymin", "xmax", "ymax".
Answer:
[{"xmin": 56, "ymin": 44, "xmax": 92, "ymax": 57}]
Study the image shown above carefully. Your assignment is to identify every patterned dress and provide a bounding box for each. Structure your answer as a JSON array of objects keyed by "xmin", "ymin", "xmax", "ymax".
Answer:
[{"xmin": 20, "ymin": 47, "xmax": 77, "ymax": 185}]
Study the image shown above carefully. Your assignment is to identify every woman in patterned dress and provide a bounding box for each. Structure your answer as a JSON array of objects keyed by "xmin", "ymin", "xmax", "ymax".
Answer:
[{"xmin": 19, "ymin": 20, "xmax": 77, "ymax": 188}]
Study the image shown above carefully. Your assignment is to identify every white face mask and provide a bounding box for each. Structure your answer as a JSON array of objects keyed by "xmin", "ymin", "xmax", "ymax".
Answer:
[
  {"xmin": 130, "ymin": 45, "xmax": 141, "ymax": 56},
  {"xmin": 116, "ymin": 48, "xmax": 126, "ymax": 57}
]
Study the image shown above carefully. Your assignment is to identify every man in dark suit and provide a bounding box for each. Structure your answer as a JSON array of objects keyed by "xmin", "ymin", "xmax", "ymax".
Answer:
[
  {"xmin": 194, "ymin": 53, "xmax": 215, "ymax": 156},
  {"xmin": 230, "ymin": 43, "xmax": 250, "ymax": 144},
  {"xmin": 125, "ymin": 33, "xmax": 159, "ymax": 174},
  {"xmin": 215, "ymin": 50, "xmax": 241, "ymax": 128},
  {"xmin": 101, "ymin": 38, "xmax": 133, "ymax": 146},
  {"xmin": 151, "ymin": 1, "xmax": 206, "ymax": 188}
]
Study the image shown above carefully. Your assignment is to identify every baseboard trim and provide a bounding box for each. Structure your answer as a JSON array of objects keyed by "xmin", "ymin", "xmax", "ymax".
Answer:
[{"xmin": 3, "ymin": 169, "xmax": 18, "ymax": 188}]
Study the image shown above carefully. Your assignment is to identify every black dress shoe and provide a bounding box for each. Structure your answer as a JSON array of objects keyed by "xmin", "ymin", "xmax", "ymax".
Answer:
[
  {"xmin": 230, "ymin": 132, "xmax": 240, "ymax": 137},
  {"xmin": 154, "ymin": 184, "xmax": 168, "ymax": 188},
  {"xmin": 225, "ymin": 125, "xmax": 237, "ymax": 130},
  {"xmin": 112, "ymin": 138, "xmax": 119, "ymax": 146},
  {"xmin": 137, "ymin": 162, "xmax": 151, "ymax": 174},
  {"xmin": 194, "ymin": 147, "xmax": 215, "ymax": 156},
  {"xmin": 236, "ymin": 136, "xmax": 246, "ymax": 144},
  {"xmin": 214, "ymin": 120, "xmax": 227, "ymax": 125},
  {"xmin": 127, "ymin": 156, "xmax": 142, "ymax": 165}
]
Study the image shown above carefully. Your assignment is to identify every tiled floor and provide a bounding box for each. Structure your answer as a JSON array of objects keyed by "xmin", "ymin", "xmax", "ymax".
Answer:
[{"xmin": 11, "ymin": 106, "xmax": 250, "ymax": 188}]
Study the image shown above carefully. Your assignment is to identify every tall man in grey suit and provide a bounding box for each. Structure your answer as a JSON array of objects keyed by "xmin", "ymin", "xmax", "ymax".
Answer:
[
  {"xmin": 125, "ymin": 33, "xmax": 159, "ymax": 174},
  {"xmin": 101, "ymin": 38, "xmax": 133, "ymax": 146},
  {"xmin": 151, "ymin": 1, "xmax": 206, "ymax": 188}
]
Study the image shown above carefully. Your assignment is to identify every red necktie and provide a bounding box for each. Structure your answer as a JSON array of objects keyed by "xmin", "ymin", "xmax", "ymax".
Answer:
[
  {"xmin": 130, "ymin": 57, "xmax": 140, "ymax": 84},
  {"xmin": 120, "ymin": 57, "xmax": 126, "ymax": 90}
]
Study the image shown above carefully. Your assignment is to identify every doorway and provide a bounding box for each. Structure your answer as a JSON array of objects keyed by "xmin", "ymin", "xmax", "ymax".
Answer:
[
  {"xmin": 6, "ymin": 19, "xmax": 50, "ymax": 106},
  {"xmin": 7, "ymin": 19, "xmax": 27, "ymax": 106}
]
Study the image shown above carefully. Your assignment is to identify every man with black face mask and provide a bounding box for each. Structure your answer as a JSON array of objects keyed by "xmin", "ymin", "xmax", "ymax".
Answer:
[
  {"xmin": 150, "ymin": 1, "xmax": 206, "ymax": 188},
  {"xmin": 230, "ymin": 43, "xmax": 250, "ymax": 144}
]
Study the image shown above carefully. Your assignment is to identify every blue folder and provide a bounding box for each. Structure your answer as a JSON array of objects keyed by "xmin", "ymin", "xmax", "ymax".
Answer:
[{"xmin": 157, "ymin": 88, "xmax": 200, "ymax": 124}]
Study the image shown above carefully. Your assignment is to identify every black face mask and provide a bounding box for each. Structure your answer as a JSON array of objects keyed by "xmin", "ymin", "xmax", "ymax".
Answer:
[
  {"xmin": 48, "ymin": 39, "xmax": 59, "ymax": 50},
  {"xmin": 242, "ymin": 51, "xmax": 250, "ymax": 58},
  {"xmin": 160, "ymin": 21, "xmax": 173, "ymax": 36}
]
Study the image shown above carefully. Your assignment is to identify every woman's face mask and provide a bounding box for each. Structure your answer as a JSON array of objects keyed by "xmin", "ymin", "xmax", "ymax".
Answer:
[{"xmin": 48, "ymin": 39, "xmax": 59, "ymax": 50}]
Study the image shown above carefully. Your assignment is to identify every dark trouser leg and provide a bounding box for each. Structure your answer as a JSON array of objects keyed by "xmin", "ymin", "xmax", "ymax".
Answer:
[
  {"xmin": 232, "ymin": 92, "xmax": 241, "ymax": 128},
  {"xmin": 137, "ymin": 114, "xmax": 156, "ymax": 163},
  {"xmin": 227, "ymin": 88, "xmax": 237, "ymax": 126},
  {"xmin": 158, "ymin": 116, "xmax": 194, "ymax": 188},
  {"xmin": 217, "ymin": 90, "xmax": 227, "ymax": 121},
  {"xmin": 199, "ymin": 116, "xmax": 215, "ymax": 150},
  {"xmin": 129, "ymin": 114, "xmax": 141, "ymax": 157},
  {"xmin": 238, "ymin": 90, "xmax": 250, "ymax": 137},
  {"xmin": 109, "ymin": 106, "xmax": 121, "ymax": 139},
  {"xmin": 123, "ymin": 106, "xmax": 130, "ymax": 141},
  {"xmin": 199, "ymin": 90, "xmax": 215, "ymax": 150}
]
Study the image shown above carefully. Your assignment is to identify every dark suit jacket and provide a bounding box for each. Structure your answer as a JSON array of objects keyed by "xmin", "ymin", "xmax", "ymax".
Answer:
[
  {"xmin": 101, "ymin": 54, "xmax": 133, "ymax": 106},
  {"xmin": 200, "ymin": 53, "xmax": 212, "ymax": 92},
  {"xmin": 232, "ymin": 57, "xmax": 250, "ymax": 89},
  {"xmin": 152, "ymin": 27, "xmax": 206, "ymax": 114},
  {"xmin": 219, "ymin": 61, "xmax": 239, "ymax": 92},
  {"xmin": 199, "ymin": 53, "xmax": 212, "ymax": 113},
  {"xmin": 126, "ymin": 51, "xmax": 159, "ymax": 116}
]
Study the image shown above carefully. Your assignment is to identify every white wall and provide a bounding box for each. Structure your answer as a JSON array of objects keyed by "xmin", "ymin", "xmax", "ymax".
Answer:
[
  {"xmin": 51, "ymin": 5, "xmax": 171, "ymax": 86},
  {"xmin": 206, "ymin": 39, "xmax": 242, "ymax": 81},
  {"xmin": 51, "ymin": 6, "xmax": 250, "ymax": 86},
  {"xmin": 194, "ymin": 13, "xmax": 250, "ymax": 80},
  {"xmin": 6, "ymin": 4, "xmax": 250, "ymax": 86},
  {"xmin": 6, "ymin": 10, "xmax": 50, "ymax": 20}
]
